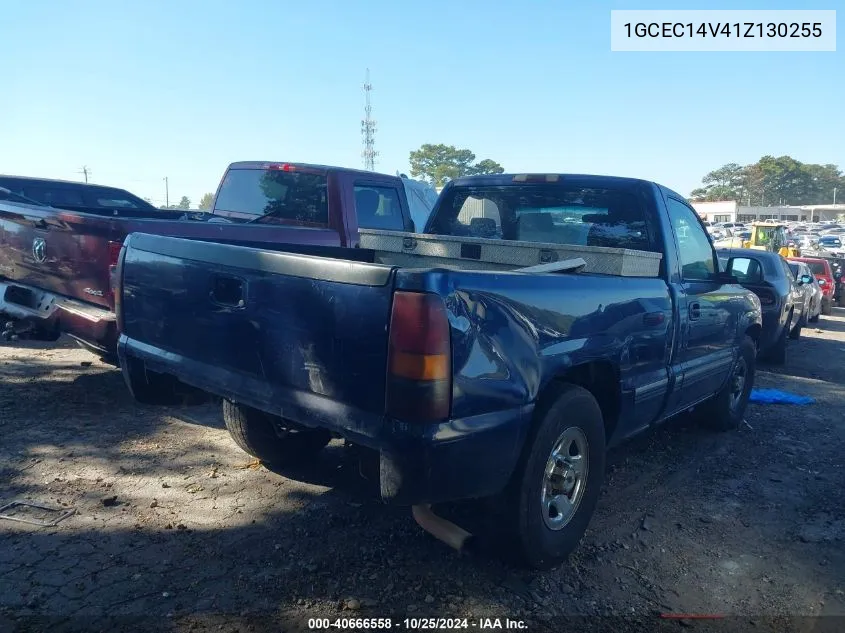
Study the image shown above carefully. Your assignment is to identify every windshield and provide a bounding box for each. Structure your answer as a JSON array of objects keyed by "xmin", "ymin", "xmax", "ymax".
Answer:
[
  {"xmin": 788, "ymin": 263, "xmax": 799, "ymax": 277},
  {"xmin": 807, "ymin": 262, "xmax": 828, "ymax": 275},
  {"xmin": 428, "ymin": 183, "xmax": 652, "ymax": 250},
  {"xmin": 213, "ymin": 168, "xmax": 328, "ymax": 225},
  {"xmin": 820, "ymin": 236, "xmax": 842, "ymax": 247}
]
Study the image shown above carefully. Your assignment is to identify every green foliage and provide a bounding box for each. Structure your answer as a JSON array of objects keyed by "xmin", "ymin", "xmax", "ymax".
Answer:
[
  {"xmin": 177, "ymin": 196, "xmax": 191, "ymax": 210},
  {"xmin": 408, "ymin": 144, "xmax": 504, "ymax": 188},
  {"xmin": 198, "ymin": 192, "xmax": 214, "ymax": 210},
  {"xmin": 691, "ymin": 157, "xmax": 844, "ymax": 206}
]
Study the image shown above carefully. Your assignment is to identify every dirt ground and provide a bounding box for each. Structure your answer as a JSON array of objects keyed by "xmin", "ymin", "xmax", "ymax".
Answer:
[{"xmin": 1, "ymin": 312, "xmax": 844, "ymax": 633}]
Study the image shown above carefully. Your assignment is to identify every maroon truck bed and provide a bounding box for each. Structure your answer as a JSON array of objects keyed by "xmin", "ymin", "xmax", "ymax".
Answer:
[{"xmin": 0, "ymin": 162, "xmax": 420, "ymax": 358}]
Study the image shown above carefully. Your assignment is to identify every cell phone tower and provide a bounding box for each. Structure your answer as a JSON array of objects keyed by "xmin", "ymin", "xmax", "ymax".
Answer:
[{"xmin": 361, "ymin": 69, "xmax": 378, "ymax": 171}]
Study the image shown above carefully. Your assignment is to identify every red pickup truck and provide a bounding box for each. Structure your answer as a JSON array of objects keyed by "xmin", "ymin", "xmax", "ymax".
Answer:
[{"xmin": 0, "ymin": 164, "xmax": 431, "ymax": 360}]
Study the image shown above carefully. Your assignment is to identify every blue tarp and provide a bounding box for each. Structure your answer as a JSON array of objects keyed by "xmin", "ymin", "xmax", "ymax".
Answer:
[{"xmin": 749, "ymin": 388, "xmax": 814, "ymax": 405}]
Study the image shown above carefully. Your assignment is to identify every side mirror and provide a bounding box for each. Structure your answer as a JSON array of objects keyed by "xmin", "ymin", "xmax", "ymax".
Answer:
[{"xmin": 800, "ymin": 274, "xmax": 813, "ymax": 285}]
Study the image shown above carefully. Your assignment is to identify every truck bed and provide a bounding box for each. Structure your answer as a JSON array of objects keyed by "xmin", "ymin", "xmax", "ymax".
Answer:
[{"xmin": 117, "ymin": 232, "xmax": 675, "ymax": 450}]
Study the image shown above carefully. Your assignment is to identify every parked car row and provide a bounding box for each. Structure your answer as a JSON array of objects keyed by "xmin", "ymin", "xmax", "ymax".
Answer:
[
  {"xmin": 0, "ymin": 167, "xmax": 784, "ymax": 569},
  {"xmin": 716, "ymin": 248, "xmax": 836, "ymax": 365}
]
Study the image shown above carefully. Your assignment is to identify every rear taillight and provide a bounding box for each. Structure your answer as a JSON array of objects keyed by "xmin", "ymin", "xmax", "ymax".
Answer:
[
  {"xmin": 107, "ymin": 240, "xmax": 122, "ymax": 310},
  {"xmin": 108, "ymin": 241, "xmax": 122, "ymax": 267},
  {"xmin": 756, "ymin": 290, "xmax": 776, "ymax": 306},
  {"xmin": 386, "ymin": 291, "xmax": 451, "ymax": 422}
]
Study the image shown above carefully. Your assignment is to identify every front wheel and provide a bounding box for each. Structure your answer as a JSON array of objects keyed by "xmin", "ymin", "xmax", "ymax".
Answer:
[
  {"xmin": 693, "ymin": 335, "xmax": 756, "ymax": 431},
  {"xmin": 502, "ymin": 383, "xmax": 606, "ymax": 570},
  {"xmin": 222, "ymin": 400, "xmax": 331, "ymax": 465},
  {"xmin": 821, "ymin": 297, "xmax": 832, "ymax": 316}
]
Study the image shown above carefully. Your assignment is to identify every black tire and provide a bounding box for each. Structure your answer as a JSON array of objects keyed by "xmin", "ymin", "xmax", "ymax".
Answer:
[
  {"xmin": 693, "ymin": 335, "xmax": 756, "ymax": 431},
  {"xmin": 789, "ymin": 312, "xmax": 805, "ymax": 340},
  {"xmin": 821, "ymin": 297, "xmax": 832, "ymax": 316},
  {"xmin": 122, "ymin": 357, "xmax": 185, "ymax": 405},
  {"xmin": 501, "ymin": 383, "xmax": 606, "ymax": 570},
  {"xmin": 222, "ymin": 400, "xmax": 331, "ymax": 465},
  {"xmin": 809, "ymin": 306, "xmax": 820, "ymax": 324}
]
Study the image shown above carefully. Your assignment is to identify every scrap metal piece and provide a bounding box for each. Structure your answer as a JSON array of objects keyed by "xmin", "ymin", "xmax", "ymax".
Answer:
[{"xmin": 0, "ymin": 500, "xmax": 75, "ymax": 527}]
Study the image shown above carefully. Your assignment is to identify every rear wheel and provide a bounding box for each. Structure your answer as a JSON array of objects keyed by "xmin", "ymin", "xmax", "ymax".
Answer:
[
  {"xmin": 222, "ymin": 400, "xmax": 331, "ymax": 465},
  {"xmin": 500, "ymin": 383, "xmax": 605, "ymax": 570},
  {"xmin": 693, "ymin": 335, "xmax": 755, "ymax": 431}
]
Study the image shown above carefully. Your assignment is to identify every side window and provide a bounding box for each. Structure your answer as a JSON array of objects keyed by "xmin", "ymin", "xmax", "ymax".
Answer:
[
  {"xmin": 667, "ymin": 198, "xmax": 716, "ymax": 281},
  {"xmin": 354, "ymin": 185, "xmax": 405, "ymax": 231},
  {"xmin": 95, "ymin": 197, "xmax": 138, "ymax": 208}
]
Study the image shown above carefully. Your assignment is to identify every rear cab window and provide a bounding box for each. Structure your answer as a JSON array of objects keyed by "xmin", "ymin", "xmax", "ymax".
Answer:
[
  {"xmin": 353, "ymin": 184, "xmax": 405, "ymax": 231},
  {"xmin": 21, "ymin": 187, "xmax": 85, "ymax": 207},
  {"xmin": 213, "ymin": 165, "xmax": 328, "ymax": 225},
  {"xmin": 428, "ymin": 181, "xmax": 654, "ymax": 251}
]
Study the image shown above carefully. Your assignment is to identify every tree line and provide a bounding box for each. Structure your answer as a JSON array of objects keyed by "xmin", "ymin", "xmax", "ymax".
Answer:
[{"xmin": 691, "ymin": 156, "xmax": 843, "ymax": 206}]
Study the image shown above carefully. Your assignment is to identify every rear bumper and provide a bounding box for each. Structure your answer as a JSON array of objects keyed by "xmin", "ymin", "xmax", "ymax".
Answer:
[
  {"xmin": 379, "ymin": 404, "xmax": 531, "ymax": 505},
  {"xmin": 0, "ymin": 279, "xmax": 117, "ymax": 353},
  {"xmin": 119, "ymin": 335, "xmax": 532, "ymax": 505}
]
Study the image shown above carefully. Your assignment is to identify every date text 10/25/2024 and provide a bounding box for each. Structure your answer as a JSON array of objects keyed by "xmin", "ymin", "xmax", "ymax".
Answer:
[{"xmin": 308, "ymin": 618, "xmax": 528, "ymax": 630}]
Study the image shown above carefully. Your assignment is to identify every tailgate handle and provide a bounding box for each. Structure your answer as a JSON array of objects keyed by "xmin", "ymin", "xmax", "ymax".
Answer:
[{"xmin": 210, "ymin": 275, "xmax": 246, "ymax": 308}]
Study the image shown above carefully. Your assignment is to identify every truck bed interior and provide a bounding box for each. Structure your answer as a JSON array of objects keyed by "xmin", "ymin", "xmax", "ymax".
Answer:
[{"xmin": 192, "ymin": 229, "xmax": 663, "ymax": 278}]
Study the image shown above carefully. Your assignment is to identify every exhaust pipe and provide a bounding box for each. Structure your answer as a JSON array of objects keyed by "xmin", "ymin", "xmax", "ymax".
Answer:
[{"xmin": 412, "ymin": 504, "xmax": 474, "ymax": 552}]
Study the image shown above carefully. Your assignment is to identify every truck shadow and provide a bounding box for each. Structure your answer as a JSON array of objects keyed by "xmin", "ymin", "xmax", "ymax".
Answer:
[{"xmin": 2, "ymin": 371, "xmax": 844, "ymax": 632}]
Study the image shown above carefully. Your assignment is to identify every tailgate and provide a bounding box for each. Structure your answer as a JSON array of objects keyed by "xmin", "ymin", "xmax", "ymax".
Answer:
[
  {"xmin": 118, "ymin": 233, "xmax": 397, "ymax": 420},
  {"xmin": 0, "ymin": 201, "xmax": 116, "ymax": 309}
]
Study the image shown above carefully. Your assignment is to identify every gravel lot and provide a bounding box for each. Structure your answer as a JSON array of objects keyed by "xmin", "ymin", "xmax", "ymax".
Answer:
[{"xmin": 1, "ymin": 312, "xmax": 844, "ymax": 633}]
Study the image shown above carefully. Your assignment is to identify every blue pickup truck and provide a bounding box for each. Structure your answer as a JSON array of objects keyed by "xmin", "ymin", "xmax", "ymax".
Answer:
[{"xmin": 115, "ymin": 174, "xmax": 762, "ymax": 569}]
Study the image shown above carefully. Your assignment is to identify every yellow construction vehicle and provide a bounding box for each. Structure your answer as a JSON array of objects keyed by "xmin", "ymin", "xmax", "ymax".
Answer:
[{"xmin": 742, "ymin": 222, "xmax": 801, "ymax": 257}]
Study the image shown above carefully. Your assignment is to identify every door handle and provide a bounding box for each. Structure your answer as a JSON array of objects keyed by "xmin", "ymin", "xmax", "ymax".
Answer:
[
  {"xmin": 210, "ymin": 275, "xmax": 246, "ymax": 308},
  {"xmin": 688, "ymin": 302, "xmax": 701, "ymax": 320}
]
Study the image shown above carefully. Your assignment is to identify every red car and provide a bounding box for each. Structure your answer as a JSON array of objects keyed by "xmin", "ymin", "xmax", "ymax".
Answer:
[{"xmin": 789, "ymin": 257, "xmax": 834, "ymax": 315}]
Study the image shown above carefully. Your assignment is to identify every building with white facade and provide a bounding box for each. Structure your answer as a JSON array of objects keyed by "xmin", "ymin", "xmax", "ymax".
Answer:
[
  {"xmin": 691, "ymin": 201, "xmax": 737, "ymax": 223},
  {"xmin": 692, "ymin": 200, "xmax": 845, "ymax": 224}
]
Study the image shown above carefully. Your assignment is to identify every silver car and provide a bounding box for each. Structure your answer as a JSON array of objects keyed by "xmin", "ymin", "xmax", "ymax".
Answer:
[{"xmin": 787, "ymin": 260, "xmax": 822, "ymax": 323}]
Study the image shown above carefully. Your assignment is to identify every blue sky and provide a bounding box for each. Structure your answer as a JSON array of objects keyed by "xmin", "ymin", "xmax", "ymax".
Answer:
[{"xmin": 2, "ymin": 1, "xmax": 842, "ymax": 207}]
